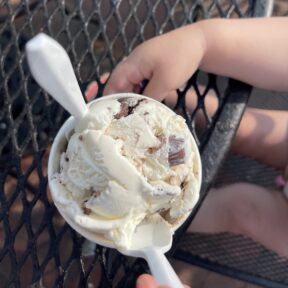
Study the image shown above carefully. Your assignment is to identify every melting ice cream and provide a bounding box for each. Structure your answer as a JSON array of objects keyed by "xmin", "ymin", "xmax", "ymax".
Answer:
[{"xmin": 52, "ymin": 95, "xmax": 200, "ymax": 248}]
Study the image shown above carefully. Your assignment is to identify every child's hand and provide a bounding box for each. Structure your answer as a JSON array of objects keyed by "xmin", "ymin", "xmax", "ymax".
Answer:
[
  {"xmin": 104, "ymin": 24, "xmax": 206, "ymax": 102},
  {"xmin": 136, "ymin": 274, "xmax": 190, "ymax": 288},
  {"xmin": 105, "ymin": 17, "xmax": 288, "ymax": 99}
]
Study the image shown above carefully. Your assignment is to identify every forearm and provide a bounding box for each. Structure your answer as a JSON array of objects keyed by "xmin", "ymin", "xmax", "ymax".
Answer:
[
  {"xmin": 231, "ymin": 109, "xmax": 288, "ymax": 171},
  {"xmin": 198, "ymin": 17, "xmax": 288, "ymax": 92}
]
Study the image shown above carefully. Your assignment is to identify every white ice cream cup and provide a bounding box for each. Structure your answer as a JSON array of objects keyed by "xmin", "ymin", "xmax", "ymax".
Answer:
[{"xmin": 48, "ymin": 93, "xmax": 202, "ymax": 248}]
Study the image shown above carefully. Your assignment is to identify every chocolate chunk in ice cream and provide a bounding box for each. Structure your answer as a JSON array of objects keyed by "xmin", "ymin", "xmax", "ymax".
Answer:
[
  {"xmin": 168, "ymin": 136, "xmax": 186, "ymax": 166},
  {"xmin": 82, "ymin": 205, "xmax": 92, "ymax": 215},
  {"xmin": 114, "ymin": 97, "xmax": 146, "ymax": 119},
  {"xmin": 114, "ymin": 101, "xmax": 129, "ymax": 119}
]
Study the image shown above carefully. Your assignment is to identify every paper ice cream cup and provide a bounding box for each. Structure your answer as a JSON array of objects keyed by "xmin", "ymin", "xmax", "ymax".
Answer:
[{"xmin": 48, "ymin": 93, "xmax": 202, "ymax": 248}]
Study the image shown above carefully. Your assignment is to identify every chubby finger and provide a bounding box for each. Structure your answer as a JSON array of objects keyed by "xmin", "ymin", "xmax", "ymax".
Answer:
[
  {"xmin": 85, "ymin": 73, "xmax": 111, "ymax": 102},
  {"xmin": 103, "ymin": 59, "xmax": 144, "ymax": 95},
  {"xmin": 136, "ymin": 274, "xmax": 190, "ymax": 288},
  {"xmin": 143, "ymin": 65, "xmax": 184, "ymax": 102},
  {"xmin": 136, "ymin": 274, "xmax": 159, "ymax": 288},
  {"xmin": 142, "ymin": 69, "xmax": 170, "ymax": 102},
  {"xmin": 84, "ymin": 81, "xmax": 99, "ymax": 102},
  {"xmin": 100, "ymin": 72, "xmax": 110, "ymax": 84}
]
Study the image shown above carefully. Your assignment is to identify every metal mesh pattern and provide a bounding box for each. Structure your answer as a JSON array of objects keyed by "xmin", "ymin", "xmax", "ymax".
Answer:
[
  {"xmin": 214, "ymin": 153, "xmax": 279, "ymax": 189},
  {"xmin": 0, "ymin": 0, "xmax": 272, "ymax": 287},
  {"xmin": 175, "ymin": 232, "xmax": 288, "ymax": 288}
]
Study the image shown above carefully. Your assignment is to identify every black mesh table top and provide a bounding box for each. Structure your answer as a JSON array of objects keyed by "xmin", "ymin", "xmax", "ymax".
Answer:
[
  {"xmin": 0, "ymin": 0, "xmax": 274, "ymax": 287},
  {"xmin": 174, "ymin": 232, "xmax": 288, "ymax": 288}
]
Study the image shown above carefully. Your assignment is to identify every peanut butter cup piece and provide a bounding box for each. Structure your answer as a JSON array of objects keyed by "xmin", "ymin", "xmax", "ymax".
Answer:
[{"xmin": 168, "ymin": 136, "xmax": 186, "ymax": 166}]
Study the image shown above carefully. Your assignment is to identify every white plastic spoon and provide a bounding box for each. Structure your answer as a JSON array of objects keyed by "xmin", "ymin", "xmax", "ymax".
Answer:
[
  {"xmin": 120, "ymin": 221, "xmax": 183, "ymax": 288},
  {"xmin": 25, "ymin": 33, "xmax": 88, "ymax": 120}
]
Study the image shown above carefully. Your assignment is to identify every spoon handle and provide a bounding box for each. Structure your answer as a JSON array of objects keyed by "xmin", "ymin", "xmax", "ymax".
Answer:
[
  {"xmin": 26, "ymin": 33, "xmax": 88, "ymax": 119},
  {"xmin": 145, "ymin": 247, "xmax": 183, "ymax": 288}
]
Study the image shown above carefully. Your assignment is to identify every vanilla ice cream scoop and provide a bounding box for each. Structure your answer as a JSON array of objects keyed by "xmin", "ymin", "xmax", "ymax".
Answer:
[{"xmin": 51, "ymin": 94, "xmax": 201, "ymax": 248}]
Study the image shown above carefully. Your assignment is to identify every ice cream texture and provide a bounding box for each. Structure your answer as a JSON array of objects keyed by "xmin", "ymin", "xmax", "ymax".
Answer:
[{"xmin": 52, "ymin": 95, "xmax": 200, "ymax": 248}]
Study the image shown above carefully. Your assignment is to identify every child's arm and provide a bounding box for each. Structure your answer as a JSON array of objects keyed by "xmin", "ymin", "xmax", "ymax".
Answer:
[
  {"xmin": 104, "ymin": 17, "xmax": 288, "ymax": 171},
  {"xmin": 104, "ymin": 17, "xmax": 288, "ymax": 99},
  {"xmin": 199, "ymin": 17, "xmax": 288, "ymax": 92}
]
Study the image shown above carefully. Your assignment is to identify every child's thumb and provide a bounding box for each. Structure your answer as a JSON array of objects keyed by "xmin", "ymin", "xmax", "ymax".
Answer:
[{"xmin": 136, "ymin": 274, "xmax": 158, "ymax": 288}]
